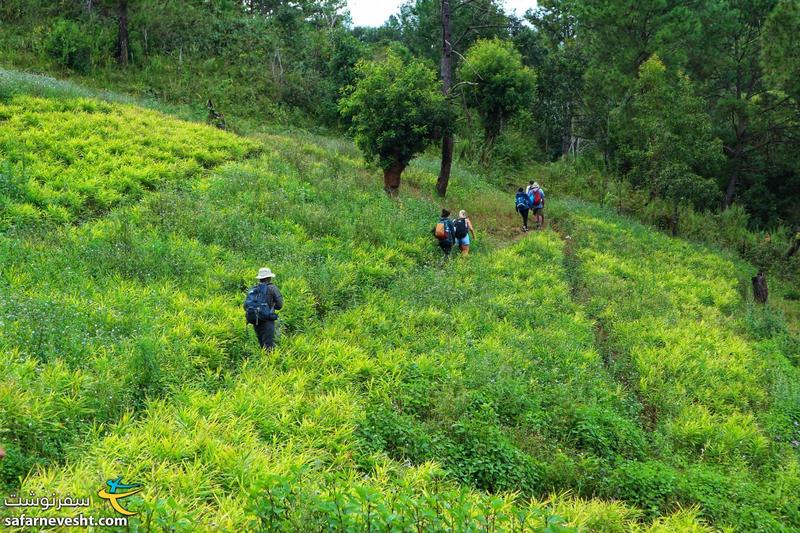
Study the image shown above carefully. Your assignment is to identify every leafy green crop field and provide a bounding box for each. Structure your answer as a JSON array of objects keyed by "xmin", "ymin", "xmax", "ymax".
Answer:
[
  {"xmin": 0, "ymin": 93, "xmax": 258, "ymax": 228},
  {"xmin": 0, "ymin": 72, "xmax": 797, "ymax": 531},
  {"xmin": 553, "ymin": 201, "xmax": 800, "ymax": 529}
]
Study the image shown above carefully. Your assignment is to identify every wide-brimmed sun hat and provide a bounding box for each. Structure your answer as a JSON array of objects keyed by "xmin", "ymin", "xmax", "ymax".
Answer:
[
  {"xmin": 256, "ymin": 267, "xmax": 276, "ymax": 279},
  {"xmin": 533, "ymin": 182, "xmax": 540, "ymax": 189},
  {"xmin": 459, "ymin": 210, "xmax": 468, "ymax": 218}
]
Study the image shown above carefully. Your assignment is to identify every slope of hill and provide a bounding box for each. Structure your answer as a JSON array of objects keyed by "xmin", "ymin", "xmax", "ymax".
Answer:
[{"xmin": 1, "ymin": 70, "xmax": 798, "ymax": 531}]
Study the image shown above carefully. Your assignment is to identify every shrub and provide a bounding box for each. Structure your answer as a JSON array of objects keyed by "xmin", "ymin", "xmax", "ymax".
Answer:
[
  {"xmin": 357, "ymin": 403, "xmax": 438, "ymax": 465},
  {"xmin": 44, "ymin": 19, "xmax": 93, "ymax": 74},
  {"xmin": 568, "ymin": 406, "xmax": 647, "ymax": 460},
  {"xmin": 445, "ymin": 407, "xmax": 541, "ymax": 495},
  {"xmin": 605, "ymin": 461, "xmax": 678, "ymax": 518}
]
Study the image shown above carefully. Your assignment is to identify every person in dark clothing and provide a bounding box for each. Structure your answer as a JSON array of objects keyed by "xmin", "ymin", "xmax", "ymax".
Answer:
[
  {"xmin": 432, "ymin": 209, "xmax": 456, "ymax": 256},
  {"xmin": 515, "ymin": 188, "xmax": 531, "ymax": 232},
  {"xmin": 247, "ymin": 267, "xmax": 284, "ymax": 350}
]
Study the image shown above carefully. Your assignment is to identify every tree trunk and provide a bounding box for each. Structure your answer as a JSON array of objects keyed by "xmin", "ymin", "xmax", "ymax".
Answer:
[
  {"xmin": 561, "ymin": 102, "xmax": 572, "ymax": 157},
  {"xmin": 671, "ymin": 201, "xmax": 679, "ymax": 237},
  {"xmin": 436, "ymin": 0, "xmax": 454, "ymax": 198},
  {"xmin": 383, "ymin": 161, "xmax": 405, "ymax": 196},
  {"xmin": 752, "ymin": 272, "xmax": 768, "ymax": 304},
  {"xmin": 116, "ymin": 0, "xmax": 129, "ymax": 66},
  {"xmin": 723, "ymin": 74, "xmax": 748, "ymax": 210},
  {"xmin": 723, "ymin": 144, "xmax": 742, "ymax": 210},
  {"xmin": 437, "ymin": 135, "xmax": 453, "ymax": 197},
  {"xmin": 788, "ymin": 230, "xmax": 800, "ymax": 258}
]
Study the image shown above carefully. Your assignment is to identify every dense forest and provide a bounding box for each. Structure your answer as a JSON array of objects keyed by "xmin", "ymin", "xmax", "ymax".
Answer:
[{"xmin": 2, "ymin": 0, "xmax": 799, "ymax": 231}]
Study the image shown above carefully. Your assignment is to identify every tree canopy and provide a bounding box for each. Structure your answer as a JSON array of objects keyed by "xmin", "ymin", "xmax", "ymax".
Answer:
[
  {"xmin": 459, "ymin": 38, "xmax": 536, "ymax": 146},
  {"xmin": 338, "ymin": 52, "xmax": 450, "ymax": 193}
]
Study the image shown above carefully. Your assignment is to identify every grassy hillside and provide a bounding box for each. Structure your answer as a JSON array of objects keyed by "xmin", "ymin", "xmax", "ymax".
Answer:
[{"xmin": 0, "ymin": 70, "xmax": 798, "ymax": 531}]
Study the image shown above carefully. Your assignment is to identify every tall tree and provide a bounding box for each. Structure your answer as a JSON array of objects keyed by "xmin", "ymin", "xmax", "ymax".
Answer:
[
  {"xmin": 527, "ymin": 0, "xmax": 584, "ymax": 158},
  {"xmin": 618, "ymin": 56, "xmax": 723, "ymax": 234},
  {"xmin": 559, "ymin": 0, "xmax": 704, "ymax": 165},
  {"xmin": 437, "ymin": 0, "xmax": 455, "ymax": 197},
  {"xmin": 116, "ymin": 0, "xmax": 129, "ymax": 66},
  {"xmin": 762, "ymin": 0, "xmax": 800, "ymax": 101},
  {"xmin": 397, "ymin": 0, "xmax": 510, "ymax": 196},
  {"xmin": 687, "ymin": 0, "xmax": 791, "ymax": 211}
]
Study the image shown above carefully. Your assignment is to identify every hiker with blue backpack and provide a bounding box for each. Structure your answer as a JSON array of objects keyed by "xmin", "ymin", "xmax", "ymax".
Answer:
[
  {"xmin": 528, "ymin": 182, "xmax": 545, "ymax": 229},
  {"xmin": 515, "ymin": 187, "xmax": 532, "ymax": 232},
  {"xmin": 244, "ymin": 267, "xmax": 284, "ymax": 350},
  {"xmin": 432, "ymin": 209, "xmax": 456, "ymax": 257}
]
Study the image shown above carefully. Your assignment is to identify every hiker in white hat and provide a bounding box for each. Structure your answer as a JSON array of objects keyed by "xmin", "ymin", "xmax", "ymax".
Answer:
[
  {"xmin": 243, "ymin": 267, "xmax": 284, "ymax": 350},
  {"xmin": 528, "ymin": 181, "xmax": 545, "ymax": 229}
]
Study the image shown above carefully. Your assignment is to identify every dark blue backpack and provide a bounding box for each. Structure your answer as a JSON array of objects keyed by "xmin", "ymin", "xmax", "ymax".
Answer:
[{"xmin": 244, "ymin": 284, "xmax": 276, "ymax": 324}]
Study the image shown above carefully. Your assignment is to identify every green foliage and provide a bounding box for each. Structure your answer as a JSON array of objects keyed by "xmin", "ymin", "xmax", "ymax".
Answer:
[
  {"xmin": 460, "ymin": 38, "xmax": 536, "ymax": 144},
  {"xmin": 606, "ymin": 461, "xmax": 678, "ymax": 518},
  {"xmin": 762, "ymin": 0, "xmax": 800, "ymax": 100},
  {"xmin": 328, "ymin": 29, "xmax": 367, "ymax": 92},
  {"xmin": 445, "ymin": 409, "xmax": 542, "ymax": 494},
  {"xmin": 617, "ymin": 56, "xmax": 722, "ymax": 219},
  {"xmin": 43, "ymin": 19, "xmax": 94, "ymax": 74},
  {"xmin": 0, "ymin": 95, "xmax": 257, "ymax": 228},
  {"xmin": 358, "ymin": 402, "xmax": 437, "ymax": 464},
  {"xmin": 568, "ymin": 406, "xmax": 647, "ymax": 460},
  {"xmin": 339, "ymin": 52, "xmax": 450, "ymax": 176},
  {"xmin": 1, "ymin": 71, "xmax": 797, "ymax": 531},
  {"xmin": 525, "ymin": 0, "xmax": 585, "ymax": 160}
]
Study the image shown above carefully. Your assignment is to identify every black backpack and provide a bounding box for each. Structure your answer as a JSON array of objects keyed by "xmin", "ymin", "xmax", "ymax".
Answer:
[
  {"xmin": 244, "ymin": 284, "xmax": 277, "ymax": 324},
  {"xmin": 454, "ymin": 218, "xmax": 469, "ymax": 239}
]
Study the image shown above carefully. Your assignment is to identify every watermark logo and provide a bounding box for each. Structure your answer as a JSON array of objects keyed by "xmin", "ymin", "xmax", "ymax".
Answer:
[{"xmin": 97, "ymin": 477, "xmax": 143, "ymax": 516}]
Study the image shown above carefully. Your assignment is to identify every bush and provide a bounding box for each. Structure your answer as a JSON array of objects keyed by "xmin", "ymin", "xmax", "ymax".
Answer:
[
  {"xmin": 44, "ymin": 19, "xmax": 93, "ymax": 74},
  {"xmin": 357, "ymin": 403, "xmax": 438, "ymax": 465},
  {"xmin": 605, "ymin": 461, "xmax": 678, "ymax": 518},
  {"xmin": 568, "ymin": 406, "xmax": 646, "ymax": 460},
  {"xmin": 445, "ymin": 407, "xmax": 541, "ymax": 495},
  {"xmin": 490, "ymin": 117, "xmax": 543, "ymax": 170}
]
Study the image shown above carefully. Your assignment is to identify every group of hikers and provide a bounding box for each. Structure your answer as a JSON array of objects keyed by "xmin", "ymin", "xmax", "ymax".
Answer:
[
  {"xmin": 515, "ymin": 181, "xmax": 545, "ymax": 232},
  {"xmin": 244, "ymin": 181, "xmax": 545, "ymax": 352},
  {"xmin": 431, "ymin": 181, "xmax": 546, "ymax": 258},
  {"xmin": 432, "ymin": 209, "xmax": 477, "ymax": 257}
]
